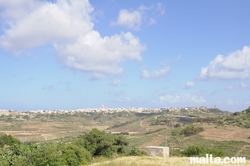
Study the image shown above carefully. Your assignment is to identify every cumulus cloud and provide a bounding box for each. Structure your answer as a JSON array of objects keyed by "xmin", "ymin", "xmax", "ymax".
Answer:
[
  {"xmin": 141, "ymin": 66, "xmax": 170, "ymax": 79},
  {"xmin": 158, "ymin": 93, "xmax": 206, "ymax": 104},
  {"xmin": 198, "ymin": 46, "xmax": 250, "ymax": 80},
  {"xmin": 111, "ymin": 3, "xmax": 165, "ymax": 30},
  {"xmin": 0, "ymin": 0, "xmax": 43, "ymax": 21},
  {"xmin": 0, "ymin": 0, "xmax": 146, "ymax": 76},
  {"xmin": 0, "ymin": 0, "xmax": 94, "ymax": 50}
]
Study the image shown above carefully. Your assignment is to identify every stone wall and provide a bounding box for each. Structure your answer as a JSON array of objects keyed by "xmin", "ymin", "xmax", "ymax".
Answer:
[{"xmin": 143, "ymin": 146, "xmax": 169, "ymax": 157}]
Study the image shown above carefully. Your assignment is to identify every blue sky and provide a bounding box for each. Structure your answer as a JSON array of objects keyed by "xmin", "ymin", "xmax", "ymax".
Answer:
[{"xmin": 0, "ymin": 0, "xmax": 250, "ymax": 112}]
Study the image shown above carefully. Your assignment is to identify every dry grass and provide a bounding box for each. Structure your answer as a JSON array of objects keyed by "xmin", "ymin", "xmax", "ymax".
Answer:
[
  {"xmin": 199, "ymin": 125, "xmax": 250, "ymax": 142},
  {"xmin": 0, "ymin": 120, "xmax": 110, "ymax": 142},
  {"xmin": 88, "ymin": 156, "xmax": 249, "ymax": 166}
]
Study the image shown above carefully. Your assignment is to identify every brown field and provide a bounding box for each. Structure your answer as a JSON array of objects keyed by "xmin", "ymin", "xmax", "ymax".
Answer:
[
  {"xmin": 199, "ymin": 125, "xmax": 250, "ymax": 142},
  {"xmin": 0, "ymin": 121, "xmax": 108, "ymax": 142}
]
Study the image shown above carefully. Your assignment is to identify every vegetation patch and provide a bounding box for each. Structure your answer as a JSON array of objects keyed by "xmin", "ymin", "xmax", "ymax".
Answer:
[
  {"xmin": 174, "ymin": 135, "xmax": 250, "ymax": 158},
  {"xmin": 0, "ymin": 129, "xmax": 146, "ymax": 166},
  {"xmin": 181, "ymin": 145, "xmax": 224, "ymax": 157},
  {"xmin": 180, "ymin": 125, "xmax": 204, "ymax": 136}
]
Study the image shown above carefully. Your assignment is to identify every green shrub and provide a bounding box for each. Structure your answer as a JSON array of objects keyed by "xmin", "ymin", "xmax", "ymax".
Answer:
[
  {"xmin": 171, "ymin": 129, "xmax": 180, "ymax": 136},
  {"xmin": 128, "ymin": 147, "xmax": 147, "ymax": 156},
  {"xmin": 182, "ymin": 146, "xmax": 224, "ymax": 157},
  {"xmin": 79, "ymin": 128, "xmax": 129, "ymax": 158},
  {"xmin": 174, "ymin": 123, "xmax": 181, "ymax": 128},
  {"xmin": 0, "ymin": 141, "xmax": 91, "ymax": 166},
  {"xmin": 182, "ymin": 146, "xmax": 205, "ymax": 156},
  {"xmin": 60, "ymin": 144, "xmax": 91, "ymax": 165},
  {"xmin": 170, "ymin": 148, "xmax": 182, "ymax": 156},
  {"xmin": 0, "ymin": 135, "xmax": 21, "ymax": 148},
  {"xmin": 180, "ymin": 125, "xmax": 204, "ymax": 136}
]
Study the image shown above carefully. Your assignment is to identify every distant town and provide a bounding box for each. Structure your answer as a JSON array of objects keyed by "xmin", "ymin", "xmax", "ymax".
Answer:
[{"xmin": 0, "ymin": 105, "xmax": 215, "ymax": 116}]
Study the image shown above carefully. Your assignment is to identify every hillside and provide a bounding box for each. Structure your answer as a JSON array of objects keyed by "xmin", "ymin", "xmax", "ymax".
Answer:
[{"xmin": 1, "ymin": 107, "xmax": 250, "ymax": 160}]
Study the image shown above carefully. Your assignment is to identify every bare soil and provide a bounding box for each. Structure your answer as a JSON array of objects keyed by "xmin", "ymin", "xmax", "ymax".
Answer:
[{"xmin": 199, "ymin": 125, "xmax": 250, "ymax": 142}]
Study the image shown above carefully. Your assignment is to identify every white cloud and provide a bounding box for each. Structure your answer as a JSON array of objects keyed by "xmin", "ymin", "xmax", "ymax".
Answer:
[
  {"xmin": 159, "ymin": 93, "xmax": 206, "ymax": 104},
  {"xmin": 55, "ymin": 31, "xmax": 145, "ymax": 75},
  {"xmin": 148, "ymin": 18, "xmax": 156, "ymax": 25},
  {"xmin": 141, "ymin": 66, "xmax": 170, "ymax": 79},
  {"xmin": 0, "ymin": 0, "xmax": 146, "ymax": 76},
  {"xmin": 180, "ymin": 81, "xmax": 195, "ymax": 89},
  {"xmin": 0, "ymin": 0, "xmax": 94, "ymax": 50},
  {"xmin": 111, "ymin": 3, "xmax": 165, "ymax": 30},
  {"xmin": 198, "ymin": 46, "xmax": 250, "ymax": 80},
  {"xmin": 89, "ymin": 73, "xmax": 106, "ymax": 81},
  {"xmin": 0, "ymin": 0, "xmax": 43, "ymax": 21},
  {"xmin": 156, "ymin": 2, "xmax": 165, "ymax": 15},
  {"xmin": 111, "ymin": 9, "xmax": 142, "ymax": 30}
]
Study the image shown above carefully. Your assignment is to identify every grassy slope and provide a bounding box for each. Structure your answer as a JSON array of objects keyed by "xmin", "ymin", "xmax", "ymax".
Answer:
[{"xmin": 88, "ymin": 156, "xmax": 249, "ymax": 166}]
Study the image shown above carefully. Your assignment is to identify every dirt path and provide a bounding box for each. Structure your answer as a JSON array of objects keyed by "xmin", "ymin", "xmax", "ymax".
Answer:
[
  {"xmin": 140, "ymin": 120, "xmax": 143, "ymax": 127},
  {"xmin": 140, "ymin": 119, "xmax": 151, "ymax": 132},
  {"xmin": 41, "ymin": 134, "xmax": 47, "ymax": 140},
  {"xmin": 235, "ymin": 145, "xmax": 250, "ymax": 157}
]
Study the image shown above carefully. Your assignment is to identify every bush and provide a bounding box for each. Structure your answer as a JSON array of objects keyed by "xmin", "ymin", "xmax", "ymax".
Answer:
[
  {"xmin": 182, "ymin": 146, "xmax": 205, "ymax": 156},
  {"xmin": 60, "ymin": 144, "xmax": 92, "ymax": 165},
  {"xmin": 170, "ymin": 148, "xmax": 182, "ymax": 156},
  {"xmin": 180, "ymin": 125, "xmax": 204, "ymax": 136},
  {"xmin": 0, "ymin": 135, "xmax": 21, "ymax": 148},
  {"xmin": 0, "ymin": 129, "xmax": 145, "ymax": 166},
  {"xmin": 171, "ymin": 130, "xmax": 180, "ymax": 136},
  {"xmin": 174, "ymin": 123, "xmax": 181, "ymax": 128},
  {"xmin": 128, "ymin": 147, "xmax": 147, "ymax": 156},
  {"xmin": 79, "ymin": 128, "xmax": 129, "ymax": 158},
  {"xmin": 182, "ymin": 146, "xmax": 224, "ymax": 157},
  {"xmin": 0, "ymin": 141, "xmax": 91, "ymax": 166}
]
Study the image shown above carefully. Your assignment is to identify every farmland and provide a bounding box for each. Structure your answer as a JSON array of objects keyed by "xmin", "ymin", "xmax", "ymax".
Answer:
[{"xmin": 1, "ymin": 106, "xmax": 250, "ymax": 165}]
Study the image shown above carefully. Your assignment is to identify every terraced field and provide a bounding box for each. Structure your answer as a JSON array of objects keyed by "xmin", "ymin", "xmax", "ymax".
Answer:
[{"xmin": 1, "ymin": 108, "xmax": 250, "ymax": 159}]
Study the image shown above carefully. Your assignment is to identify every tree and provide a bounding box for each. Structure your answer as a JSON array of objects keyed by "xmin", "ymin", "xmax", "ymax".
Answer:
[
  {"xmin": 60, "ymin": 144, "xmax": 91, "ymax": 166},
  {"xmin": 0, "ymin": 135, "xmax": 21, "ymax": 148},
  {"xmin": 81, "ymin": 128, "xmax": 115, "ymax": 157},
  {"xmin": 79, "ymin": 128, "xmax": 130, "ymax": 157}
]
